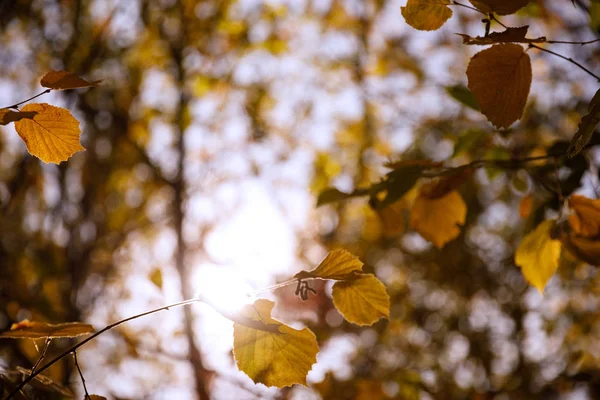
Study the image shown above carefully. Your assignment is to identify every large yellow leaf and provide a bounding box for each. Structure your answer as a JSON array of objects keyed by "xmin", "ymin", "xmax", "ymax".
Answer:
[
  {"xmin": 40, "ymin": 70, "xmax": 101, "ymax": 90},
  {"xmin": 294, "ymin": 249, "xmax": 363, "ymax": 281},
  {"xmin": 568, "ymin": 195, "xmax": 600, "ymax": 237},
  {"xmin": 469, "ymin": 0, "xmax": 530, "ymax": 15},
  {"xmin": 401, "ymin": 0, "xmax": 453, "ymax": 31},
  {"xmin": 233, "ymin": 299, "xmax": 318, "ymax": 388},
  {"xmin": 14, "ymin": 103, "xmax": 85, "ymax": 164},
  {"xmin": 332, "ymin": 274, "xmax": 390, "ymax": 326},
  {"xmin": 515, "ymin": 220, "xmax": 562, "ymax": 293},
  {"xmin": 0, "ymin": 320, "xmax": 94, "ymax": 339},
  {"xmin": 410, "ymin": 189, "xmax": 467, "ymax": 248},
  {"xmin": 467, "ymin": 44, "xmax": 532, "ymax": 129}
]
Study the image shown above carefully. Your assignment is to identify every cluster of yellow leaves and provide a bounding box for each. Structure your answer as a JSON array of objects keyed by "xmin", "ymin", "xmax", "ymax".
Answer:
[
  {"xmin": 0, "ymin": 70, "xmax": 98, "ymax": 164},
  {"xmin": 515, "ymin": 195, "xmax": 600, "ymax": 293}
]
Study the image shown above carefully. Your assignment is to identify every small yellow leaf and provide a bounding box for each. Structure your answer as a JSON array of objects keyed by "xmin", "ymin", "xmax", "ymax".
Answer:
[
  {"xmin": 515, "ymin": 220, "xmax": 562, "ymax": 293},
  {"xmin": 410, "ymin": 189, "xmax": 467, "ymax": 248},
  {"xmin": 149, "ymin": 268, "xmax": 163, "ymax": 290},
  {"xmin": 469, "ymin": 0, "xmax": 530, "ymax": 15},
  {"xmin": 401, "ymin": 0, "xmax": 453, "ymax": 31},
  {"xmin": 332, "ymin": 274, "xmax": 390, "ymax": 326},
  {"xmin": 294, "ymin": 249, "xmax": 363, "ymax": 281},
  {"xmin": 14, "ymin": 103, "xmax": 85, "ymax": 164},
  {"xmin": 568, "ymin": 195, "xmax": 600, "ymax": 237},
  {"xmin": 467, "ymin": 44, "xmax": 532, "ymax": 129},
  {"xmin": 0, "ymin": 320, "xmax": 94, "ymax": 339},
  {"xmin": 233, "ymin": 299, "xmax": 318, "ymax": 388},
  {"xmin": 0, "ymin": 108, "xmax": 37, "ymax": 125},
  {"xmin": 40, "ymin": 70, "xmax": 101, "ymax": 90}
]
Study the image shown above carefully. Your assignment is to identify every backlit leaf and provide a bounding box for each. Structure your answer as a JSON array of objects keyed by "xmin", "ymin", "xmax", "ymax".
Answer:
[
  {"xmin": 40, "ymin": 70, "xmax": 101, "ymax": 90},
  {"xmin": 0, "ymin": 108, "xmax": 37, "ymax": 125},
  {"xmin": 14, "ymin": 103, "xmax": 85, "ymax": 164},
  {"xmin": 233, "ymin": 299, "xmax": 318, "ymax": 388},
  {"xmin": 515, "ymin": 220, "xmax": 562, "ymax": 293},
  {"xmin": 467, "ymin": 44, "xmax": 532, "ymax": 129},
  {"xmin": 0, "ymin": 320, "xmax": 94, "ymax": 339},
  {"xmin": 568, "ymin": 195, "xmax": 600, "ymax": 237},
  {"xmin": 410, "ymin": 187, "xmax": 467, "ymax": 248},
  {"xmin": 401, "ymin": 0, "xmax": 453, "ymax": 31},
  {"xmin": 332, "ymin": 274, "xmax": 390, "ymax": 326},
  {"xmin": 567, "ymin": 88, "xmax": 600, "ymax": 158},
  {"xmin": 469, "ymin": 0, "xmax": 530, "ymax": 15},
  {"xmin": 294, "ymin": 249, "xmax": 363, "ymax": 281},
  {"xmin": 458, "ymin": 26, "xmax": 546, "ymax": 45}
]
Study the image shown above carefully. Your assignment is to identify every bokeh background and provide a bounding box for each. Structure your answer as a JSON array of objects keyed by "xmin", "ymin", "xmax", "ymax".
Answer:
[{"xmin": 1, "ymin": 0, "xmax": 600, "ymax": 399}]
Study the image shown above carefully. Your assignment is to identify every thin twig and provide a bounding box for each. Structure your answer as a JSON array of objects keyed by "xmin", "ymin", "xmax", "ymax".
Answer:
[
  {"xmin": 451, "ymin": 1, "xmax": 487, "ymax": 15},
  {"xmin": 29, "ymin": 337, "xmax": 51, "ymax": 374},
  {"xmin": 247, "ymin": 278, "xmax": 298, "ymax": 296},
  {"xmin": 3, "ymin": 89, "xmax": 52, "ymax": 109},
  {"xmin": 547, "ymin": 38, "xmax": 600, "ymax": 45},
  {"xmin": 529, "ymin": 43, "xmax": 600, "ymax": 81},
  {"xmin": 488, "ymin": 14, "xmax": 508, "ymax": 29},
  {"xmin": 72, "ymin": 351, "xmax": 90, "ymax": 400}
]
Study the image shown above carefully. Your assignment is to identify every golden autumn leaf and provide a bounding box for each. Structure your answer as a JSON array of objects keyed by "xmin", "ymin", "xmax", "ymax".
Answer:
[
  {"xmin": 0, "ymin": 108, "xmax": 37, "ymax": 125},
  {"xmin": 377, "ymin": 199, "xmax": 406, "ymax": 238},
  {"xmin": 149, "ymin": 268, "xmax": 163, "ymax": 290},
  {"xmin": 410, "ymin": 189, "xmax": 467, "ymax": 248},
  {"xmin": 294, "ymin": 249, "xmax": 363, "ymax": 281},
  {"xmin": 469, "ymin": 0, "xmax": 530, "ymax": 15},
  {"xmin": 332, "ymin": 274, "xmax": 390, "ymax": 326},
  {"xmin": 13, "ymin": 103, "xmax": 85, "ymax": 164},
  {"xmin": 458, "ymin": 26, "xmax": 546, "ymax": 45},
  {"xmin": 568, "ymin": 195, "xmax": 600, "ymax": 237},
  {"xmin": 40, "ymin": 70, "xmax": 101, "ymax": 90},
  {"xmin": 467, "ymin": 44, "xmax": 532, "ymax": 129},
  {"xmin": 401, "ymin": 0, "xmax": 453, "ymax": 31},
  {"xmin": 233, "ymin": 299, "xmax": 318, "ymax": 388},
  {"xmin": 0, "ymin": 320, "xmax": 94, "ymax": 339},
  {"xmin": 515, "ymin": 220, "xmax": 562, "ymax": 293},
  {"xmin": 567, "ymin": 88, "xmax": 600, "ymax": 158}
]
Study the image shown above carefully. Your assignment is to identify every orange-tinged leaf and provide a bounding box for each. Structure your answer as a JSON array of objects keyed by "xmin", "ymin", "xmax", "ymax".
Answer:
[
  {"xmin": 14, "ymin": 103, "xmax": 85, "ymax": 164},
  {"xmin": 562, "ymin": 234, "xmax": 600, "ymax": 266},
  {"xmin": 458, "ymin": 26, "xmax": 546, "ymax": 45},
  {"xmin": 40, "ymin": 70, "xmax": 101, "ymax": 90},
  {"xmin": 0, "ymin": 108, "xmax": 37, "ymax": 125},
  {"xmin": 515, "ymin": 220, "xmax": 562, "ymax": 293},
  {"xmin": 89, "ymin": 396, "xmax": 108, "ymax": 400},
  {"xmin": 294, "ymin": 249, "xmax": 364, "ymax": 281},
  {"xmin": 0, "ymin": 320, "xmax": 94, "ymax": 339},
  {"xmin": 233, "ymin": 299, "xmax": 318, "ymax": 388},
  {"xmin": 410, "ymin": 189, "xmax": 467, "ymax": 248},
  {"xmin": 568, "ymin": 195, "xmax": 600, "ymax": 237},
  {"xmin": 332, "ymin": 274, "xmax": 390, "ymax": 326},
  {"xmin": 149, "ymin": 268, "xmax": 163, "ymax": 290},
  {"xmin": 469, "ymin": 0, "xmax": 530, "ymax": 15},
  {"xmin": 401, "ymin": 0, "xmax": 453, "ymax": 31},
  {"xmin": 467, "ymin": 44, "xmax": 532, "ymax": 129},
  {"xmin": 519, "ymin": 194, "xmax": 533, "ymax": 219}
]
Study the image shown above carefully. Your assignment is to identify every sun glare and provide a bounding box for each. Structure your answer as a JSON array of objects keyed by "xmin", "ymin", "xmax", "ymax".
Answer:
[{"xmin": 193, "ymin": 265, "xmax": 255, "ymax": 316}]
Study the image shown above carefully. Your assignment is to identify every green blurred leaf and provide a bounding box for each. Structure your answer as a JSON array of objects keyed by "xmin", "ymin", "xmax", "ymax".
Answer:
[{"xmin": 446, "ymin": 85, "xmax": 480, "ymax": 111}]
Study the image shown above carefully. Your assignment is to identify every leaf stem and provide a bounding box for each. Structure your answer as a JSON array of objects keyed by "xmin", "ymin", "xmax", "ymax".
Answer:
[
  {"xmin": 451, "ymin": 1, "xmax": 487, "ymax": 15},
  {"xmin": 4, "ymin": 89, "xmax": 52, "ymax": 109},
  {"xmin": 72, "ymin": 350, "xmax": 90, "ymax": 400},
  {"xmin": 528, "ymin": 43, "xmax": 600, "ymax": 81},
  {"xmin": 547, "ymin": 38, "xmax": 600, "ymax": 45}
]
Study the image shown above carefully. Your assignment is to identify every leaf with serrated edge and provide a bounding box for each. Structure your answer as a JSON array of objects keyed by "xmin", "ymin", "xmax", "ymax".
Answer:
[
  {"xmin": 14, "ymin": 103, "xmax": 85, "ymax": 164},
  {"xmin": 233, "ymin": 299, "xmax": 318, "ymax": 388},
  {"xmin": 294, "ymin": 249, "xmax": 364, "ymax": 281},
  {"xmin": 40, "ymin": 70, "xmax": 101, "ymax": 90},
  {"xmin": 401, "ymin": 0, "xmax": 453, "ymax": 31},
  {"xmin": 332, "ymin": 274, "xmax": 390, "ymax": 326},
  {"xmin": 467, "ymin": 44, "xmax": 532, "ymax": 129},
  {"xmin": 515, "ymin": 220, "xmax": 562, "ymax": 293},
  {"xmin": 0, "ymin": 320, "xmax": 94, "ymax": 339}
]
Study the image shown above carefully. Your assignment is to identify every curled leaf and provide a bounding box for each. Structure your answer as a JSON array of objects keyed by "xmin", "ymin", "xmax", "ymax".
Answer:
[
  {"xmin": 568, "ymin": 195, "xmax": 600, "ymax": 237},
  {"xmin": 401, "ymin": 0, "xmax": 453, "ymax": 31},
  {"xmin": 562, "ymin": 234, "xmax": 600, "ymax": 266},
  {"xmin": 567, "ymin": 88, "xmax": 600, "ymax": 158},
  {"xmin": 233, "ymin": 299, "xmax": 318, "ymax": 388},
  {"xmin": 1, "ymin": 320, "xmax": 94, "ymax": 339},
  {"xmin": 467, "ymin": 44, "xmax": 532, "ymax": 129},
  {"xmin": 14, "ymin": 103, "xmax": 85, "ymax": 164},
  {"xmin": 295, "ymin": 249, "xmax": 363, "ymax": 281},
  {"xmin": 40, "ymin": 70, "xmax": 101, "ymax": 90}
]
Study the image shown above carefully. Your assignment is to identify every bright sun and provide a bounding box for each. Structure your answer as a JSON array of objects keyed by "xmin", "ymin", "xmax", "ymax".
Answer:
[{"xmin": 193, "ymin": 265, "xmax": 255, "ymax": 316}]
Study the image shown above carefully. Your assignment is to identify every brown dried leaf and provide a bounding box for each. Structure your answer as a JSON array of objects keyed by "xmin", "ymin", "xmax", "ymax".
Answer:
[
  {"xmin": 458, "ymin": 26, "xmax": 546, "ymax": 45},
  {"xmin": 0, "ymin": 320, "xmax": 94, "ymax": 339},
  {"xmin": 469, "ymin": 0, "xmax": 530, "ymax": 15},
  {"xmin": 40, "ymin": 70, "xmax": 101, "ymax": 90},
  {"xmin": 0, "ymin": 108, "xmax": 37, "ymax": 125},
  {"xmin": 568, "ymin": 195, "xmax": 600, "ymax": 237}
]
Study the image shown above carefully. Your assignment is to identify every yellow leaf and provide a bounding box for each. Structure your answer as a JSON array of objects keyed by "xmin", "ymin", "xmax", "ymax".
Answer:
[
  {"xmin": 294, "ymin": 249, "xmax": 363, "ymax": 281},
  {"xmin": 0, "ymin": 320, "xmax": 94, "ymax": 339},
  {"xmin": 40, "ymin": 70, "xmax": 101, "ymax": 90},
  {"xmin": 332, "ymin": 274, "xmax": 390, "ymax": 326},
  {"xmin": 410, "ymin": 189, "xmax": 467, "ymax": 248},
  {"xmin": 149, "ymin": 268, "xmax": 163, "ymax": 290},
  {"xmin": 14, "ymin": 103, "xmax": 85, "ymax": 164},
  {"xmin": 568, "ymin": 195, "xmax": 600, "ymax": 237},
  {"xmin": 469, "ymin": 0, "xmax": 530, "ymax": 15},
  {"xmin": 0, "ymin": 108, "xmax": 37, "ymax": 125},
  {"xmin": 233, "ymin": 299, "xmax": 318, "ymax": 388},
  {"xmin": 467, "ymin": 44, "xmax": 532, "ymax": 129},
  {"xmin": 401, "ymin": 0, "xmax": 453, "ymax": 31},
  {"xmin": 515, "ymin": 220, "xmax": 562, "ymax": 293}
]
